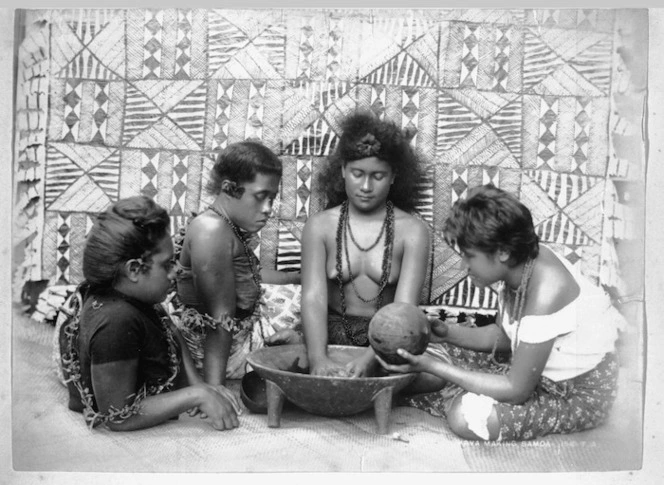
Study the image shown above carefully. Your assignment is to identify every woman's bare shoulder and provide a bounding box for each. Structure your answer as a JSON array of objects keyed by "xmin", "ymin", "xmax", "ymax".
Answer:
[
  {"xmin": 186, "ymin": 211, "xmax": 235, "ymax": 245},
  {"xmin": 304, "ymin": 207, "xmax": 340, "ymax": 230},
  {"xmin": 394, "ymin": 208, "xmax": 430, "ymax": 235},
  {"xmin": 527, "ymin": 246, "xmax": 580, "ymax": 315}
]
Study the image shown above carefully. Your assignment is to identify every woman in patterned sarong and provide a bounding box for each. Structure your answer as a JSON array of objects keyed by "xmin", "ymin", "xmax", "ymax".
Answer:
[{"xmin": 378, "ymin": 184, "xmax": 626, "ymax": 441}]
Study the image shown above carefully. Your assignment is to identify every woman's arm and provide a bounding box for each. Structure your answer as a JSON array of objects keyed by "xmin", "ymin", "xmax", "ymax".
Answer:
[
  {"xmin": 261, "ymin": 268, "xmax": 301, "ymax": 285},
  {"xmin": 91, "ymin": 359, "xmax": 239, "ymax": 431},
  {"xmin": 381, "ymin": 338, "xmax": 555, "ymax": 404},
  {"xmin": 393, "ymin": 217, "xmax": 430, "ymax": 304},
  {"xmin": 300, "ymin": 213, "xmax": 334, "ymax": 372},
  {"xmin": 188, "ymin": 219, "xmax": 237, "ymax": 386},
  {"xmin": 438, "ymin": 321, "xmax": 512, "ymax": 353},
  {"xmin": 169, "ymin": 321, "xmax": 203, "ymax": 385}
]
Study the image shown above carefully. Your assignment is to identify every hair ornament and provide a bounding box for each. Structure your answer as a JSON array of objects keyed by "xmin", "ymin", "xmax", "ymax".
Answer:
[
  {"xmin": 222, "ymin": 180, "xmax": 245, "ymax": 199},
  {"xmin": 355, "ymin": 133, "xmax": 381, "ymax": 158}
]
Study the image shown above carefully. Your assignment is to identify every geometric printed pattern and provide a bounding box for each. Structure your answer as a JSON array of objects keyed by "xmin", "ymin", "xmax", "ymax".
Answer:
[{"xmin": 13, "ymin": 8, "xmax": 645, "ymax": 308}]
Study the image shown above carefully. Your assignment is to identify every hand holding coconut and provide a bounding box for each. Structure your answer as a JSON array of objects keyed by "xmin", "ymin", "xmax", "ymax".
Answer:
[{"xmin": 367, "ymin": 302, "xmax": 431, "ymax": 365}]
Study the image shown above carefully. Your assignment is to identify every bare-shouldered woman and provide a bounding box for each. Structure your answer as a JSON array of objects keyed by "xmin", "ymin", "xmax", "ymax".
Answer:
[{"xmin": 301, "ymin": 112, "xmax": 431, "ymax": 378}]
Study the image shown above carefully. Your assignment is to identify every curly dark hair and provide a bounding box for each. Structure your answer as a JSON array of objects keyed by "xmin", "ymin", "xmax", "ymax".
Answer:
[
  {"xmin": 442, "ymin": 184, "xmax": 540, "ymax": 266},
  {"xmin": 207, "ymin": 141, "xmax": 282, "ymax": 195},
  {"xmin": 318, "ymin": 111, "xmax": 426, "ymax": 212},
  {"xmin": 83, "ymin": 196, "xmax": 171, "ymax": 289}
]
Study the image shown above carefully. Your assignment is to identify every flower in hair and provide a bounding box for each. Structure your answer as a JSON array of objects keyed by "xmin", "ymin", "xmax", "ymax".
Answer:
[{"xmin": 355, "ymin": 133, "xmax": 381, "ymax": 158}]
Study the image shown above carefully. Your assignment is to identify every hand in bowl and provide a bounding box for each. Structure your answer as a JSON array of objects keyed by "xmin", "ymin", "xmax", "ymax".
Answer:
[{"xmin": 310, "ymin": 355, "xmax": 350, "ymax": 377}]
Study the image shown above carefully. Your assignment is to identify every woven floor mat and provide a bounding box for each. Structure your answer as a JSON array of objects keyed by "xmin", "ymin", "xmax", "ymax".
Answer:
[{"xmin": 11, "ymin": 309, "xmax": 643, "ymax": 472}]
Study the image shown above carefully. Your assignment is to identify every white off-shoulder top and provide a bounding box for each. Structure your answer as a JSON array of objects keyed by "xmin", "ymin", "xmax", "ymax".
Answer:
[{"xmin": 499, "ymin": 246, "xmax": 626, "ymax": 382}]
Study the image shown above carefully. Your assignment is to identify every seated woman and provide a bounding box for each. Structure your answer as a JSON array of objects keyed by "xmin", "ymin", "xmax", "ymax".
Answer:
[
  {"xmin": 301, "ymin": 112, "xmax": 431, "ymax": 378},
  {"xmin": 172, "ymin": 141, "xmax": 301, "ymax": 386},
  {"xmin": 59, "ymin": 196, "xmax": 241, "ymax": 431},
  {"xmin": 378, "ymin": 184, "xmax": 626, "ymax": 441}
]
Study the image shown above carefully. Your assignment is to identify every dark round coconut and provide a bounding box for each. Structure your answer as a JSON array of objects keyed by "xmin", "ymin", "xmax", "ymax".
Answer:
[{"xmin": 368, "ymin": 302, "xmax": 430, "ymax": 365}]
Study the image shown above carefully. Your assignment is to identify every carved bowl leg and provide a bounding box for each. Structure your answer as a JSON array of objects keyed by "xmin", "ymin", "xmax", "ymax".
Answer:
[{"xmin": 266, "ymin": 379, "xmax": 286, "ymax": 428}]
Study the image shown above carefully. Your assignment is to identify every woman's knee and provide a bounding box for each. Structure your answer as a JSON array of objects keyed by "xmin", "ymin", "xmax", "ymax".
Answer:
[{"xmin": 446, "ymin": 393, "xmax": 501, "ymax": 441}]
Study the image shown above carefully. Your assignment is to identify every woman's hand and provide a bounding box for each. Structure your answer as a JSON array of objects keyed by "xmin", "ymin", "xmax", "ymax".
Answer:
[
  {"xmin": 310, "ymin": 355, "xmax": 349, "ymax": 377},
  {"xmin": 428, "ymin": 315, "xmax": 449, "ymax": 340},
  {"xmin": 343, "ymin": 350, "xmax": 378, "ymax": 378},
  {"xmin": 264, "ymin": 329, "xmax": 304, "ymax": 346},
  {"xmin": 194, "ymin": 383, "xmax": 241, "ymax": 431},
  {"xmin": 375, "ymin": 348, "xmax": 437, "ymax": 374},
  {"xmin": 211, "ymin": 384, "xmax": 243, "ymax": 415}
]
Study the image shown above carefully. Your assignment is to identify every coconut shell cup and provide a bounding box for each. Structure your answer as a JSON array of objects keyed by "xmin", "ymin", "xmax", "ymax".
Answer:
[
  {"xmin": 368, "ymin": 302, "xmax": 430, "ymax": 365},
  {"xmin": 240, "ymin": 370, "xmax": 269, "ymax": 414}
]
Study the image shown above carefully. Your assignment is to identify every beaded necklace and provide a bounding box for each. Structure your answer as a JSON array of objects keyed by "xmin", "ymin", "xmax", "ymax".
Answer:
[
  {"xmin": 207, "ymin": 205, "xmax": 262, "ymax": 291},
  {"xmin": 346, "ymin": 201, "xmax": 392, "ymax": 252},
  {"xmin": 335, "ymin": 200, "xmax": 395, "ymax": 345},
  {"xmin": 489, "ymin": 258, "xmax": 535, "ymax": 368},
  {"xmin": 507, "ymin": 257, "xmax": 536, "ymax": 349},
  {"xmin": 60, "ymin": 291, "xmax": 181, "ymax": 429}
]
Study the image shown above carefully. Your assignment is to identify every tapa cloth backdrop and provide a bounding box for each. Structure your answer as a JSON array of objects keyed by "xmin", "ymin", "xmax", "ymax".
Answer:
[{"xmin": 13, "ymin": 8, "xmax": 646, "ymax": 310}]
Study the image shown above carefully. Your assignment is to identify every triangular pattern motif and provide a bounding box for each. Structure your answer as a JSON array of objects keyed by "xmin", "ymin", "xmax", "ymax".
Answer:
[
  {"xmin": 435, "ymin": 91, "xmax": 484, "ymax": 152},
  {"xmin": 142, "ymin": 10, "xmax": 164, "ymax": 79},
  {"xmin": 530, "ymin": 63, "xmax": 605, "ymax": 97},
  {"xmin": 140, "ymin": 150, "xmax": 160, "ymax": 200},
  {"xmin": 45, "ymin": 143, "xmax": 120, "ymax": 210},
  {"xmin": 20, "ymin": 8, "xmax": 634, "ymax": 307},
  {"xmin": 170, "ymin": 153, "xmax": 189, "ymax": 216},
  {"xmin": 281, "ymin": 80, "xmax": 355, "ymax": 152},
  {"xmin": 567, "ymin": 37, "xmax": 613, "ymax": 94},
  {"xmin": 56, "ymin": 213, "xmax": 71, "ymax": 285},
  {"xmin": 276, "ymin": 221, "xmax": 303, "ymax": 273},
  {"xmin": 61, "ymin": 79, "xmax": 82, "ymax": 142},
  {"xmin": 492, "ymin": 25, "xmax": 512, "ymax": 92},
  {"xmin": 90, "ymin": 81, "xmax": 110, "ymax": 144},
  {"xmin": 212, "ymin": 80, "xmax": 235, "ymax": 150},
  {"xmin": 460, "ymin": 23, "xmax": 480, "ymax": 88},
  {"xmin": 209, "ymin": 13, "xmax": 285, "ymax": 80},
  {"xmin": 438, "ymin": 276, "xmax": 500, "ymax": 309},
  {"xmin": 207, "ymin": 12, "xmax": 248, "ymax": 74},
  {"xmin": 486, "ymin": 97, "xmax": 523, "ymax": 160},
  {"xmin": 571, "ymin": 97, "xmax": 592, "ymax": 174},
  {"xmin": 414, "ymin": 165, "xmax": 435, "ymax": 226},
  {"xmin": 536, "ymin": 211, "xmax": 592, "ymax": 246},
  {"xmin": 360, "ymin": 51, "xmax": 437, "ymax": 88},
  {"xmin": 525, "ymin": 169, "xmax": 600, "ymax": 208},
  {"xmin": 123, "ymin": 81, "xmax": 205, "ymax": 149},
  {"xmin": 284, "ymin": 116, "xmax": 340, "ymax": 157},
  {"xmin": 536, "ymin": 96, "xmax": 558, "ymax": 169},
  {"xmin": 522, "ymin": 28, "xmax": 566, "ymax": 93},
  {"xmin": 174, "ymin": 10, "xmax": 193, "ymax": 80},
  {"xmin": 295, "ymin": 157, "xmax": 313, "ymax": 220},
  {"xmin": 50, "ymin": 9, "xmax": 126, "ymax": 80},
  {"xmin": 245, "ymin": 81, "xmax": 266, "ymax": 141}
]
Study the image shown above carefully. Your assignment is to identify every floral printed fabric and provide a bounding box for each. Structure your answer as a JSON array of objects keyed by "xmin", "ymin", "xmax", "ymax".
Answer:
[
  {"xmin": 167, "ymin": 284, "xmax": 303, "ymax": 379},
  {"xmin": 399, "ymin": 343, "xmax": 619, "ymax": 441}
]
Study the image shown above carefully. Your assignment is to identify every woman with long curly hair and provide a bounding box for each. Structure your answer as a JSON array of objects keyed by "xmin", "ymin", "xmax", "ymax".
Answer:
[{"xmin": 301, "ymin": 111, "xmax": 431, "ymax": 377}]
